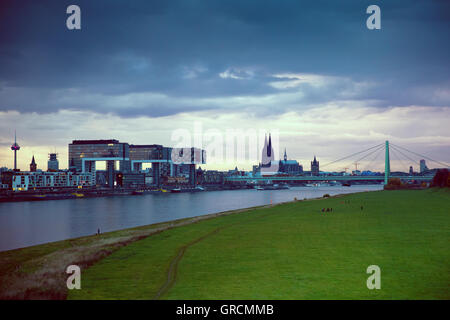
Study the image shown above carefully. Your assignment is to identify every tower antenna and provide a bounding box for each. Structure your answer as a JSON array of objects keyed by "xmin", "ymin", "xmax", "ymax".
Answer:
[{"xmin": 10, "ymin": 129, "xmax": 21, "ymax": 170}]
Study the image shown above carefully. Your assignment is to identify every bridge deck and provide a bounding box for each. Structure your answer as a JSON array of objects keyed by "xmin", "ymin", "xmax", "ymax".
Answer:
[{"xmin": 225, "ymin": 175, "xmax": 433, "ymax": 182}]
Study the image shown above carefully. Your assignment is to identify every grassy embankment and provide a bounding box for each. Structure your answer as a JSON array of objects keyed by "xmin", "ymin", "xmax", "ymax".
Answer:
[
  {"xmin": 0, "ymin": 207, "xmax": 257, "ymax": 299},
  {"xmin": 1, "ymin": 189, "xmax": 449, "ymax": 299}
]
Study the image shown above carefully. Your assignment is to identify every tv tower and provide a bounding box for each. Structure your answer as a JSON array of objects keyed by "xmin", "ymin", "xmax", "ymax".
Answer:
[{"xmin": 11, "ymin": 130, "xmax": 20, "ymax": 170}]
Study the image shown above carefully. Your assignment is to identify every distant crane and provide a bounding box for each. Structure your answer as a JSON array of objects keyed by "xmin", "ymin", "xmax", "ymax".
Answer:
[{"xmin": 353, "ymin": 162, "xmax": 360, "ymax": 172}]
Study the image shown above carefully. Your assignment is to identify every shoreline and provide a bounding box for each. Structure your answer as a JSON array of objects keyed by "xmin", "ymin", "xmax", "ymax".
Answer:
[
  {"xmin": 0, "ymin": 187, "xmax": 380, "ymax": 253},
  {"xmin": 0, "ymin": 185, "xmax": 249, "ymax": 203},
  {"xmin": 0, "ymin": 183, "xmax": 385, "ymax": 203},
  {"xmin": 0, "ymin": 195, "xmax": 304, "ymax": 299}
]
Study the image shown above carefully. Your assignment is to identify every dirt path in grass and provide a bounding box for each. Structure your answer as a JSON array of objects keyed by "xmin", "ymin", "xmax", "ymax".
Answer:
[
  {"xmin": 0, "ymin": 202, "xmax": 279, "ymax": 300},
  {"xmin": 153, "ymin": 211, "xmax": 275, "ymax": 300},
  {"xmin": 152, "ymin": 226, "xmax": 225, "ymax": 300}
]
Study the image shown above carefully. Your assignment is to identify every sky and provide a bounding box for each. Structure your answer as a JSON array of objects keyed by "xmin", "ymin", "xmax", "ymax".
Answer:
[{"xmin": 0, "ymin": 0, "xmax": 449, "ymax": 172}]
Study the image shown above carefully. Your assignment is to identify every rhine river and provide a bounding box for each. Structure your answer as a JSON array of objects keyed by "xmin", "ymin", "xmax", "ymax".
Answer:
[{"xmin": 0, "ymin": 185, "xmax": 383, "ymax": 251}]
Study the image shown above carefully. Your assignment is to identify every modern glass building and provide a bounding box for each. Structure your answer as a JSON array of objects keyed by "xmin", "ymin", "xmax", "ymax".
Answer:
[
  {"xmin": 47, "ymin": 153, "xmax": 59, "ymax": 171},
  {"xmin": 68, "ymin": 139, "xmax": 130, "ymax": 173},
  {"xmin": 68, "ymin": 139, "xmax": 205, "ymax": 187}
]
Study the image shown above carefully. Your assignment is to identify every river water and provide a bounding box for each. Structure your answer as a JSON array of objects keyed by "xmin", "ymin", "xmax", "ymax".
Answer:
[{"xmin": 0, "ymin": 185, "xmax": 382, "ymax": 251}]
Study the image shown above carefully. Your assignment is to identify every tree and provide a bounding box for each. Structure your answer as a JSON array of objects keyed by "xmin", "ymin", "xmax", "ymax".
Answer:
[
  {"xmin": 432, "ymin": 169, "xmax": 449, "ymax": 188},
  {"xmin": 388, "ymin": 178, "xmax": 402, "ymax": 186}
]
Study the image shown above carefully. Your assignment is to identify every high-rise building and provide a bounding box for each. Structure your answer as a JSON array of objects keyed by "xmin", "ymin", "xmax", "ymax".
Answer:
[
  {"xmin": 68, "ymin": 140, "xmax": 130, "ymax": 188},
  {"xmin": 30, "ymin": 156, "xmax": 37, "ymax": 172},
  {"xmin": 68, "ymin": 140, "xmax": 205, "ymax": 187},
  {"xmin": 420, "ymin": 159, "xmax": 428, "ymax": 173},
  {"xmin": 48, "ymin": 153, "xmax": 59, "ymax": 171},
  {"xmin": 10, "ymin": 131, "xmax": 20, "ymax": 171},
  {"xmin": 68, "ymin": 139, "xmax": 129, "ymax": 173},
  {"xmin": 69, "ymin": 157, "xmax": 77, "ymax": 173},
  {"xmin": 409, "ymin": 166, "xmax": 414, "ymax": 175},
  {"xmin": 311, "ymin": 155, "xmax": 319, "ymax": 176}
]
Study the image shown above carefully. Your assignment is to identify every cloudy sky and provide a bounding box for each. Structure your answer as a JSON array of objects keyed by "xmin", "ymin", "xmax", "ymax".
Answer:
[{"xmin": 0, "ymin": 0, "xmax": 449, "ymax": 172}]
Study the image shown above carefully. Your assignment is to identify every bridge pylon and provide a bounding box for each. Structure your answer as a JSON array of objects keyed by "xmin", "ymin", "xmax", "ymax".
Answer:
[{"xmin": 384, "ymin": 140, "xmax": 390, "ymax": 185}]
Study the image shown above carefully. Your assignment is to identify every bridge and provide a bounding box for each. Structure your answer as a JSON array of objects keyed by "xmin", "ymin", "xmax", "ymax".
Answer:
[
  {"xmin": 225, "ymin": 141, "xmax": 446, "ymax": 184},
  {"xmin": 225, "ymin": 174, "xmax": 434, "ymax": 183}
]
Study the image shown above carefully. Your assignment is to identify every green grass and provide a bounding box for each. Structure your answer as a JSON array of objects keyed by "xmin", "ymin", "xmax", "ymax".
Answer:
[
  {"xmin": 68, "ymin": 189, "xmax": 450, "ymax": 300},
  {"xmin": 0, "ymin": 215, "xmax": 217, "ymax": 299}
]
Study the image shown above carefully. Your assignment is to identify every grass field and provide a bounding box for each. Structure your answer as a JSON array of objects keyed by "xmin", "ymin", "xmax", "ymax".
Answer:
[
  {"xmin": 65, "ymin": 189, "xmax": 450, "ymax": 300},
  {"xmin": 0, "ymin": 209, "xmax": 249, "ymax": 299}
]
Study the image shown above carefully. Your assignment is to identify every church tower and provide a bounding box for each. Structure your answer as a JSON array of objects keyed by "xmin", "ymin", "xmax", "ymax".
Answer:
[
  {"xmin": 311, "ymin": 155, "xmax": 319, "ymax": 176},
  {"xmin": 30, "ymin": 155, "xmax": 37, "ymax": 172}
]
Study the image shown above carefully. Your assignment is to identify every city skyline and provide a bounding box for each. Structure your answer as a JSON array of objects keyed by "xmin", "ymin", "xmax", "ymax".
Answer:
[
  {"xmin": 0, "ymin": 1, "xmax": 449, "ymax": 171},
  {"xmin": 0, "ymin": 130, "xmax": 442, "ymax": 174}
]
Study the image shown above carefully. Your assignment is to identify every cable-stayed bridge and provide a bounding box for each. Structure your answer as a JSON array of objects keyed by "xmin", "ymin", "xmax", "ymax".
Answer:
[{"xmin": 225, "ymin": 141, "xmax": 448, "ymax": 184}]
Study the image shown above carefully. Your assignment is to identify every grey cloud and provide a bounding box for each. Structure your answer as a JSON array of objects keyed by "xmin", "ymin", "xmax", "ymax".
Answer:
[{"xmin": 0, "ymin": 0, "xmax": 449, "ymax": 117}]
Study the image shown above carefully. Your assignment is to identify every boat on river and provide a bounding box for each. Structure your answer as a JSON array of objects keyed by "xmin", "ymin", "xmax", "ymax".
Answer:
[
  {"xmin": 171, "ymin": 186, "xmax": 205, "ymax": 193},
  {"xmin": 255, "ymin": 184, "xmax": 289, "ymax": 190}
]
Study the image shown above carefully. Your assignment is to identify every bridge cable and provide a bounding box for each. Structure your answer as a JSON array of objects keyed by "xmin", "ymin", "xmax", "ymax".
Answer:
[
  {"xmin": 390, "ymin": 143, "xmax": 449, "ymax": 168},
  {"xmin": 390, "ymin": 145, "xmax": 420, "ymax": 166},
  {"xmin": 343, "ymin": 144, "xmax": 385, "ymax": 173},
  {"xmin": 321, "ymin": 143, "xmax": 384, "ymax": 168},
  {"xmin": 389, "ymin": 147, "xmax": 408, "ymax": 172},
  {"xmin": 362, "ymin": 145, "xmax": 385, "ymax": 172},
  {"xmin": 356, "ymin": 144, "xmax": 385, "ymax": 163}
]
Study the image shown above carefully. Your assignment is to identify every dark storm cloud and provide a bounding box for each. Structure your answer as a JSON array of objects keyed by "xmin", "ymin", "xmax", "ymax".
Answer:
[{"xmin": 0, "ymin": 0, "xmax": 449, "ymax": 117}]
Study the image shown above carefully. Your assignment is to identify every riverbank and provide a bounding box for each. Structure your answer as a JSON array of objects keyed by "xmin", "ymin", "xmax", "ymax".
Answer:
[
  {"xmin": 0, "ymin": 183, "xmax": 384, "ymax": 203},
  {"xmin": 0, "ymin": 185, "xmax": 381, "ymax": 251},
  {"xmin": 0, "ymin": 184, "xmax": 250, "ymax": 203},
  {"xmin": 0, "ymin": 202, "xmax": 276, "ymax": 299},
  {"xmin": 1, "ymin": 188, "xmax": 449, "ymax": 299}
]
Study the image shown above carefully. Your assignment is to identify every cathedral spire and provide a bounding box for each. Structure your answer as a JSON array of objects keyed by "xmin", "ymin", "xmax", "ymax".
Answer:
[
  {"xmin": 284, "ymin": 148, "xmax": 287, "ymax": 161},
  {"xmin": 30, "ymin": 155, "xmax": 37, "ymax": 172},
  {"xmin": 261, "ymin": 132, "xmax": 275, "ymax": 166}
]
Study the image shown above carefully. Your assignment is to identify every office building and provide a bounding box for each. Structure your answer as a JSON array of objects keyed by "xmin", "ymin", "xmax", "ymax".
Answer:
[
  {"xmin": 68, "ymin": 139, "xmax": 130, "ymax": 188},
  {"xmin": 420, "ymin": 159, "xmax": 429, "ymax": 173},
  {"xmin": 47, "ymin": 153, "xmax": 59, "ymax": 171},
  {"xmin": 10, "ymin": 171, "xmax": 95, "ymax": 191},
  {"xmin": 68, "ymin": 139, "xmax": 205, "ymax": 187}
]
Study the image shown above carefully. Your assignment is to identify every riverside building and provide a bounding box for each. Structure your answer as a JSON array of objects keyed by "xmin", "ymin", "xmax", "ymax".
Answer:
[{"xmin": 10, "ymin": 171, "xmax": 95, "ymax": 191}]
